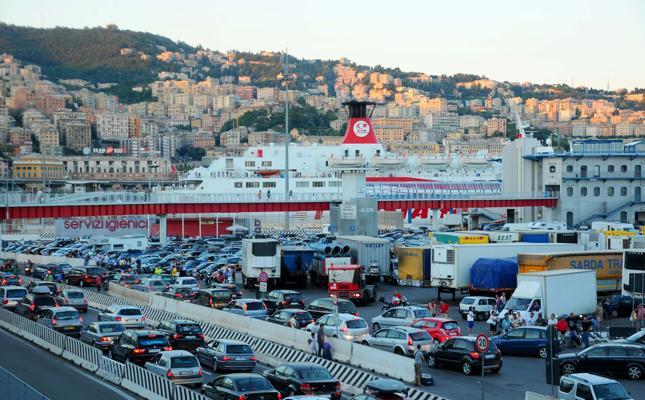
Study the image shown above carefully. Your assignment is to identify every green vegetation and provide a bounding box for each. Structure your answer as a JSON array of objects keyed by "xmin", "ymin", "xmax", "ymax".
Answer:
[
  {"xmin": 176, "ymin": 145, "xmax": 205, "ymax": 161},
  {"xmin": 220, "ymin": 98, "xmax": 339, "ymax": 135},
  {"xmin": 103, "ymin": 84, "xmax": 156, "ymax": 104}
]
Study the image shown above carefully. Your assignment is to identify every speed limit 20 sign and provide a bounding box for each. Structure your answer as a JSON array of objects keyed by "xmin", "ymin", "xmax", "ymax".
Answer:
[{"xmin": 475, "ymin": 334, "xmax": 490, "ymax": 353}]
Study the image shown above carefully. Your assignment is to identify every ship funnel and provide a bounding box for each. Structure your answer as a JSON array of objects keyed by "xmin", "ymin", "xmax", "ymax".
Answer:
[
  {"xmin": 341, "ymin": 245, "xmax": 351, "ymax": 256},
  {"xmin": 341, "ymin": 100, "xmax": 379, "ymax": 145},
  {"xmin": 324, "ymin": 246, "xmax": 332, "ymax": 256},
  {"xmin": 331, "ymin": 246, "xmax": 341, "ymax": 256}
]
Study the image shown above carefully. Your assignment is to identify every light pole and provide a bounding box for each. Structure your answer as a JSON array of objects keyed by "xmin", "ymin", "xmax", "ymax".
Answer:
[{"xmin": 278, "ymin": 51, "xmax": 293, "ymax": 230}]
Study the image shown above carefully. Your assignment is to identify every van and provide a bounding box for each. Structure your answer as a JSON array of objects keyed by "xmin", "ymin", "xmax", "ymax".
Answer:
[{"xmin": 558, "ymin": 373, "xmax": 633, "ymax": 400}]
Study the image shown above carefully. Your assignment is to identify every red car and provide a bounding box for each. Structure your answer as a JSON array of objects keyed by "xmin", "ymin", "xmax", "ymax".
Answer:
[{"xmin": 410, "ymin": 318, "xmax": 461, "ymax": 343}]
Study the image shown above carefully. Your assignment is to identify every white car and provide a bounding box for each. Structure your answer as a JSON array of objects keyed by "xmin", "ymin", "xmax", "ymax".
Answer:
[
  {"xmin": 459, "ymin": 296, "xmax": 496, "ymax": 320},
  {"xmin": 145, "ymin": 350, "xmax": 203, "ymax": 388},
  {"xmin": 98, "ymin": 305, "xmax": 145, "ymax": 328},
  {"xmin": 170, "ymin": 277, "xmax": 199, "ymax": 291},
  {"xmin": 305, "ymin": 313, "xmax": 369, "ymax": 342}
]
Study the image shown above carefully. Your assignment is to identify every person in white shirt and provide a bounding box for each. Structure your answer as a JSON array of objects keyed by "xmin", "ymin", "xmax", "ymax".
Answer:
[
  {"xmin": 467, "ymin": 307, "xmax": 475, "ymax": 335},
  {"xmin": 547, "ymin": 313, "xmax": 558, "ymax": 326}
]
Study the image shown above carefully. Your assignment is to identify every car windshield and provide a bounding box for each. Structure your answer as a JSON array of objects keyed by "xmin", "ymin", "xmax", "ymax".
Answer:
[
  {"xmin": 227, "ymin": 344, "xmax": 253, "ymax": 354},
  {"xmin": 593, "ymin": 383, "xmax": 631, "ymax": 400},
  {"xmin": 7, "ymin": 289, "xmax": 27, "ymax": 298},
  {"xmin": 119, "ymin": 308, "xmax": 142, "ymax": 316},
  {"xmin": 212, "ymin": 291, "xmax": 231, "ymax": 299},
  {"xmin": 34, "ymin": 297, "xmax": 56, "ymax": 306},
  {"xmin": 48, "ymin": 266, "xmax": 64, "ymax": 273},
  {"xmin": 298, "ymin": 368, "xmax": 333, "ymax": 380},
  {"xmin": 177, "ymin": 288, "xmax": 194, "ymax": 295},
  {"xmin": 295, "ymin": 312, "xmax": 313, "ymax": 320},
  {"xmin": 138, "ymin": 337, "xmax": 167, "ymax": 347},
  {"xmin": 283, "ymin": 293, "xmax": 302, "ymax": 302},
  {"xmin": 180, "ymin": 279, "xmax": 197, "ymax": 285},
  {"xmin": 345, "ymin": 319, "xmax": 367, "ymax": 329},
  {"xmin": 235, "ymin": 377, "xmax": 272, "ymax": 392},
  {"xmin": 410, "ymin": 331, "xmax": 432, "ymax": 341},
  {"xmin": 177, "ymin": 324, "xmax": 202, "ymax": 334},
  {"xmin": 442, "ymin": 321, "xmax": 459, "ymax": 330},
  {"xmin": 66, "ymin": 291, "xmax": 84, "ymax": 299},
  {"xmin": 244, "ymin": 302, "xmax": 264, "ymax": 311},
  {"xmin": 86, "ymin": 268, "xmax": 105, "ymax": 275},
  {"xmin": 505, "ymin": 297, "xmax": 532, "ymax": 311},
  {"xmin": 99, "ymin": 324, "xmax": 125, "ymax": 334},
  {"xmin": 625, "ymin": 330, "xmax": 645, "ymax": 343},
  {"xmin": 171, "ymin": 356, "xmax": 198, "ymax": 368},
  {"xmin": 461, "ymin": 298, "xmax": 476, "ymax": 305},
  {"xmin": 56, "ymin": 311, "xmax": 79, "ymax": 320},
  {"xmin": 413, "ymin": 309, "xmax": 431, "ymax": 318},
  {"xmin": 337, "ymin": 301, "xmax": 356, "ymax": 313}
]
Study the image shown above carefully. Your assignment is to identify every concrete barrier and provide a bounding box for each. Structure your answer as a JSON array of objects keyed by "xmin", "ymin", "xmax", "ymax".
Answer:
[
  {"xmin": 350, "ymin": 342, "xmax": 415, "ymax": 382},
  {"xmin": 97, "ymin": 356, "xmax": 125, "ymax": 385},
  {"xmin": 62, "ymin": 336, "xmax": 103, "ymax": 372},
  {"xmin": 0, "ymin": 251, "xmax": 85, "ymax": 267},
  {"xmin": 525, "ymin": 392, "xmax": 555, "ymax": 400},
  {"xmin": 173, "ymin": 385, "xmax": 210, "ymax": 400},
  {"xmin": 121, "ymin": 362, "xmax": 173, "ymax": 400}
]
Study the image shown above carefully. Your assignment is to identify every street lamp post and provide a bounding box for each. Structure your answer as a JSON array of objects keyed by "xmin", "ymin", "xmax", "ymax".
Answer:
[{"xmin": 278, "ymin": 51, "xmax": 293, "ymax": 231}]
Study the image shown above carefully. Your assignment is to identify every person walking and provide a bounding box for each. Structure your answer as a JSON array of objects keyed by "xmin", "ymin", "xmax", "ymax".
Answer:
[
  {"xmin": 535, "ymin": 313, "xmax": 546, "ymax": 327},
  {"xmin": 566, "ymin": 313, "xmax": 580, "ymax": 348},
  {"xmin": 439, "ymin": 301, "xmax": 449, "ymax": 318},
  {"xmin": 316, "ymin": 324, "xmax": 325, "ymax": 357},
  {"xmin": 266, "ymin": 190, "xmax": 271, "ymax": 200},
  {"xmin": 487, "ymin": 310, "xmax": 499, "ymax": 335},
  {"xmin": 288, "ymin": 315, "xmax": 299, "ymax": 329},
  {"xmin": 501, "ymin": 314, "xmax": 511, "ymax": 334},
  {"xmin": 556, "ymin": 317, "xmax": 568, "ymax": 344},
  {"xmin": 547, "ymin": 313, "xmax": 558, "ymax": 327},
  {"xmin": 637, "ymin": 304, "xmax": 645, "ymax": 329},
  {"xmin": 466, "ymin": 307, "xmax": 475, "ymax": 336},
  {"xmin": 308, "ymin": 332, "xmax": 318, "ymax": 355},
  {"xmin": 413, "ymin": 344, "xmax": 424, "ymax": 386},
  {"xmin": 427, "ymin": 300, "xmax": 436, "ymax": 317},
  {"xmin": 580, "ymin": 317, "xmax": 592, "ymax": 348},
  {"xmin": 96, "ymin": 275, "xmax": 102, "ymax": 292},
  {"xmin": 495, "ymin": 294, "xmax": 504, "ymax": 312},
  {"xmin": 257, "ymin": 190, "xmax": 262, "ymax": 200}
]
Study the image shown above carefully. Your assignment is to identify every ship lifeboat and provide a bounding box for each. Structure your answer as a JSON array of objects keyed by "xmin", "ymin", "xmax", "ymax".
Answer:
[
  {"xmin": 255, "ymin": 169, "xmax": 280, "ymax": 177},
  {"xmin": 462, "ymin": 157, "xmax": 490, "ymax": 166},
  {"xmin": 418, "ymin": 157, "xmax": 450, "ymax": 166},
  {"xmin": 328, "ymin": 157, "xmax": 365, "ymax": 168},
  {"xmin": 372, "ymin": 157, "xmax": 406, "ymax": 168}
]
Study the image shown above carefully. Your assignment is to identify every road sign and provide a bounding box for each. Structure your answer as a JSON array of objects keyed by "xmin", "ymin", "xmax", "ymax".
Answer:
[
  {"xmin": 259, "ymin": 282, "xmax": 268, "ymax": 292},
  {"xmin": 475, "ymin": 334, "xmax": 490, "ymax": 353},
  {"xmin": 258, "ymin": 271, "xmax": 269, "ymax": 283}
]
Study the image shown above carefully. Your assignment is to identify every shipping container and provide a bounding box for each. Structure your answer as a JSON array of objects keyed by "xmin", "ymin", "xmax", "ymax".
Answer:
[
  {"xmin": 517, "ymin": 250, "xmax": 623, "ymax": 292},
  {"xmin": 487, "ymin": 231, "xmax": 520, "ymax": 243},
  {"xmin": 280, "ymin": 247, "xmax": 315, "ymax": 287},
  {"xmin": 520, "ymin": 232, "xmax": 550, "ymax": 243},
  {"xmin": 555, "ymin": 231, "xmax": 578, "ymax": 244},
  {"xmin": 433, "ymin": 232, "xmax": 489, "ymax": 245},
  {"xmin": 395, "ymin": 246, "xmax": 431, "ymax": 283},
  {"xmin": 336, "ymin": 235, "xmax": 391, "ymax": 279}
]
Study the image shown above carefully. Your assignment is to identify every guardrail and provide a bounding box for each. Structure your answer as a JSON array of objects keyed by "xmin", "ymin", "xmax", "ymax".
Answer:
[
  {"xmin": 0, "ymin": 367, "xmax": 49, "ymax": 400},
  {"xmin": 0, "ymin": 252, "xmax": 86, "ymax": 268}
]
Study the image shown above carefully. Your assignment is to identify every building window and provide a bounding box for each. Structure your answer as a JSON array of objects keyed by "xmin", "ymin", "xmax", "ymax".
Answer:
[
  {"xmin": 593, "ymin": 187, "xmax": 600, "ymax": 197},
  {"xmin": 566, "ymin": 165, "xmax": 573, "ymax": 173},
  {"xmin": 549, "ymin": 166, "xmax": 556, "ymax": 173},
  {"xmin": 262, "ymin": 182, "xmax": 276, "ymax": 188},
  {"xmin": 593, "ymin": 165, "xmax": 600, "ymax": 177},
  {"xmin": 261, "ymin": 161, "xmax": 272, "ymax": 167},
  {"xmin": 234, "ymin": 182, "xmax": 242, "ymax": 188},
  {"xmin": 620, "ymin": 211, "xmax": 628, "ymax": 223},
  {"xmin": 608, "ymin": 165, "xmax": 614, "ymax": 173},
  {"xmin": 566, "ymin": 187, "xmax": 573, "ymax": 197},
  {"xmin": 329, "ymin": 181, "xmax": 342, "ymax": 187},
  {"xmin": 245, "ymin": 182, "xmax": 259, "ymax": 188},
  {"xmin": 620, "ymin": 187, "xmax": 628, "ymax": 196},
  {"xmin": 244, "ymin": 161, "xmax": 256, "ymax": 168},
  {"xmin": 580, "ymin": 187, "xmax": 587, "ymax": 197},
  {"xmin": 295, "ymin": 181, "xmax": 309, "ymax": 188},
  {"xmin": 312, "ymin": 181, "xmax": 325, "ymax": 188},
  {"xmin": 620, "ymin": 165, "xmax": 627, "ymax": 173},
  {"xmin": 607, "ymin": 187, "xmax": 614, "ymax": 197}
]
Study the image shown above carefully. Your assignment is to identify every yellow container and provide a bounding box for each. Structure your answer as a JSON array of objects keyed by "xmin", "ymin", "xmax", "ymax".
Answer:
[{"xmin": 396, "ymin": 247, "xmax": 425, "ymax": 281}]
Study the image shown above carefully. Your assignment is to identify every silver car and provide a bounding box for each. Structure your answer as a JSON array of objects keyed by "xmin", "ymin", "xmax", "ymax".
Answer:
[
  {"xmin": 98, "ymin": 305, "xmax": 146, "ymax": 328},
  {"xmin": 223, "ymin": 299, "xmax": 268, "ymax": 319},
  {"xmin": 370, "ymin": 306, "xmax": 431, "ymax": 331},
  {"xmin": 0, "ymin": 286, "xmax": 28, "ymax": 311},
  {"xmin": 80, "ymin": 321, "xmax": 126, "ymax": 350},
  {"xmin": 362, "ymin": 326, "xmax": 433, "ymax": 356},
  {"xmin": 56, "ymin": 289, "xmax": 88, "ymax": 313},
  {"xmin": 145, "ymin": 350, "xmax": 203, "ymax": 388},
  {"xmin": 133, "ymin": 278, "xmax": 166, "ymax": 294},
  {"xmin": 305, "ymin": 313, "xmax": 369, "ymax": 342},
  {"xmin": 37, "ymin": 306, "xmax": 83, "ymax": 337}
]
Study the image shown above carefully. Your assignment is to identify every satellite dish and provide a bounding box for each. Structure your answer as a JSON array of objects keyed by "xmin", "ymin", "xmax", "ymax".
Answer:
[{"xmin": 82, "ymin": 147, "xmax": 91, "ymax": 155}]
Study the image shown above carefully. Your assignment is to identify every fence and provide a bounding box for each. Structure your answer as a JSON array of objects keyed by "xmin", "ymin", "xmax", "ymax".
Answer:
[{"xmin": 0, "ymin": 367, "xmax": 49, "ymax": 400}]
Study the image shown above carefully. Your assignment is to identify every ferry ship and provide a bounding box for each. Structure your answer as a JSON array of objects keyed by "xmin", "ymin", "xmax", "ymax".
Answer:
[{"xmin": 181, "ymin": 101, "xmax": 502, "ymax": 196}]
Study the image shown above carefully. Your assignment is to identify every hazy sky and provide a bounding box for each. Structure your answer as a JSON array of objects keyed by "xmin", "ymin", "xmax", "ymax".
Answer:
[{"xmin": 1, "ymin": 0, "xmax": 644, "ymax": 89}]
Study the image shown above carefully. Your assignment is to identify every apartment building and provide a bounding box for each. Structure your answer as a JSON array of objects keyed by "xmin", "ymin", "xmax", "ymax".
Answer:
[
  {"xmin": 63, "ymin": 123, "xmax": 92, "ymax": 151},
  {"xmin": 96, "ymin": 112, "xmax": 130, "ymax": 140}
]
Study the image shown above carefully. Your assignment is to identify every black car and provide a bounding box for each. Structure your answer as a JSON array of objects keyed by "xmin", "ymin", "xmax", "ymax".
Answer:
[
  {"xmin": 108, "ymin": 330, "xmax": 172, "ymax": 364},
  {"xmin": 193, "ymin": 289, "xmax": 233, "ymax": 310},
  {"xmin": 14, "ymin": 293, "xmax": 58, "ymax": 320},
  {"xmin": 27, "ymin": 282, "xmax": 59, "ymax": 295},
  {"xmin": 350, "ymin": 379, "xmax": 409, "ymax": 400},
  {"xmin": 196, "ymin": 339, "xmax": 257, "ymax": 372},
  {"xmin": 605, "ymin": 295, "xmax": 636, "ymax": 318},
  {"xmin": 614, "ymin": 330, "xmax": 645, "ymax": 346},
  {"xmin": 426, "ymin": 336, "xmax": 502, "ymax": 376},
  {"xmin": 264, "ymin": 290, "xmax": 304, "ymax": 314},
  {"xmin": 32, "ymin": 264, "xmax": 66, "ymax": 281},
  {"xmin": 202, "ymin": 373, "xmax": 280, "ymax": 400},
  {"xmin": 264, "ymin": 363, "xmax": 340, "ymax": 399},
  {"xmin": 208, "ymin": 283, "xmax": 243, "ymax": 299},
  {"xmin": 155, "ymin": 319, "xmax": 205, "ymax": 352},
  {"xmin": 1, "ymin": 273, "xmax": 21, "ymax": 286},
  {"xmin": 267, "ymin": 309, "xmax": 314, "ymax": 329},
  {"xmin": 305, "ymin": 297, "xmax": 357, "ymax": 320},
  {"xmin": 558, "ymin": 342, "xmax": 645, "ymax": 380}
]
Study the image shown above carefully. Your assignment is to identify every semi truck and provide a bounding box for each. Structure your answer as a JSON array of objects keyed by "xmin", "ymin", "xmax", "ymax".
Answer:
[
  {"xmin": 280, "ymin": 247, "xmax": 315, "ymax": 288},
  {"xmin": 308, "ymin": 242, "xmax": 352, "ymax": 286},
  {"xmin": 517, "ymin": 251, "xmax": 623, "ymax": 293},
  {"xmin": 241, "ymin": 239, "xmax": 281, "ymax": 289},
  {"xmin": 500, "ymin": 269, "xmax": 597, "ymax": 321},
  {"xmin": 328, "ymin": 264, "xmax": 377, "ymax": 304},
  {"xmin": 336, "ymin": 235, "xmax": 391, "ymax": 284},
  {"xmin": 430, "ymin": 242, "xmax": 585, "ymax": 298}
]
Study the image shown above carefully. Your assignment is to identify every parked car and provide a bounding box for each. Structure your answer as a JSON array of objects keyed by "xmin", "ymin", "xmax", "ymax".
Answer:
[
  {"xmin": 305, "ymin": 313, "xmax": 369, "ymax": 342},
  {"xmin": 145, "ymin": 350, "xmax": 203, "ymax": 388},
  {"xmin": 1, "ymin": 273, "xmax": 21, "ymax": 286},
  {"xmin": 65, "ymin": 267, "xmax": 108, "ymax": 287},
  {"xmin": 458, "ymin": 296, "xmax": 496, "ymax": 320},
  {"xmin": 37, "ymin": 306, "xmax": 83, "ymax": 337},
  {"xmin": 349, "ymin": 379, "xmax": 409, "ymax": 400},
  {"xmin": 370, "ymin": 306, "xmax": 431, "ymax": 331},
  {"xmin": 558, "ymin": 373, "xmax": 634, "ymax": 400},
  {"xmin": 426, "ymin": 336, "xmax": 502, "ymax": 376},
  {"xmin": 202, "ymin": 373, "xmax": 280, "ymax": 400},
  {"xmin": 264, "ymin": 363, "xmax": 340, "ymax": 399},
  {"xmin": 491, "ymin": 326, "xmax": 559, "ymax": 359},
  {"xmin": 160, "ymin": 287, "xmax": 198, "ymax": 301},
  {"xmin": 132, "ymin": 278, "xmax": 166, "ymax": 293},
  {"xmin": 208, "ymin": 283, "xmax": 242, "ymax": 299},
  {"xmin": 223, "ymin": 299, "xmax": 268, "ymax": 319},
  {"xmin": 614, "ymin": 330, "xmax": 645, "ymax": 346},
  {"xmin": 0, "ymin": 285, "xmax": 28, "ymax": 311},
  {"xmin": 14, "ymin": 290, "xmax": 57, "ymax": 320},
  {"xmin": 27, "ymin": 281, "xmax": 59, "ymax": 295},
  {"xmin": 193, "ymin": 289, "xmax": 233, "ymax": 310},
  {"xmin": 196, "ymin": 339, "xmax": 257, "ymax": 372},
  {"xmin": 558, "ymin": 342, "xmax": 645, "ymax": 380},
  {"xmin": 362, "ymin": 327, "xmax": 433, "ymax": 356},
  {"xmin": 108, "ymin": 329, "xmax": 172, "ymax": 364},
  {"xmin": 267, "ymin": 309, "xmax": 315, "ymax": 329},
  {"xmin": 305, "ymin": 298, "xmax": 357, "ymax": 320},
  {"xmin": 169, "ymin": 277, "xmax": 199, "ymax": 291},
  {"xmin": 56, "ymin": 289, "xmax": 88, "ymax": 313},
  {"xmin": 80, "ymin": 322, "xmax": 126, "ymax": 350},
  {"xmin": 31, "ymin": 264, "xmax": 65, "ymax": 281},
  {"xmin": 264, "ymin": 290, "xmax": 304, "ymax": 314},
  {"xmin": 410, "ymin": 318, "xmax": 461, "ymax": 344},
  {"xmin": 98, "ymin": 305, "xmax": 145, "ymax": 328},
  {"xmin": 155, "ymin": 319, "xmax": 205, "ymax": 352}
]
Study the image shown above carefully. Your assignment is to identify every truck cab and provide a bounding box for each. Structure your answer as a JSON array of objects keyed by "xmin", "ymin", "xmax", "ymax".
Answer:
[{"xmin": 328, "ymin": 265, "xmax": 376, "ymax": 305}]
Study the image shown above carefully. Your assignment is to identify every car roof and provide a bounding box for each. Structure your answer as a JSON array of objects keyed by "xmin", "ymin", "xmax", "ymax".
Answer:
[
  {"xmin": 270, "ymin": 290, "xmax": 300, "ymax": 295},
  {"xmin": 52, "ymin": 306, "xmax": 79, "ymax": 313},
  {"xmin": 62, "ymin": 289, "xmax": 84, "ymax": 294},
  {"xmin": 2, "ymin": 285, "xmax": 25, "ymax": 290},
  {"xmin": 280, "ymin": 363, "xmax": 326, "ymax": 371},
  {"xmin": 462, "ymin": 296, "xmax": 494, "ymax": 300},
  {"xmin": 391, "ymin": 306, "xmax": 426, "ymax": 311},
  {"xmin": 280, "ymin": 308, "xmax": 309, "ymax": 313},
  {"xmin": 160, "ymin": 350, "xmax": 194, "ymax": 357},
  {"xmin": 112, "ymin": 305, "xmax": 140, "ymax": 310},
  {"xmin": 390, "ymin": 326, "xmax": 424, "ymax": 333},
  {"xmin": 564, "ymin": 373, "xmax": 619, "ymax": 385},
  {"xmin": 236, "ymin": 298, "xmax": 263, "ymax": 303},
  {"xmin": 312, "ymin": 297, "xmax": 351, "ymax": 303},
  {"xmin": 168, "ymin": 319, "xmax": 198, "ymax": 324},
  {"xmin": 214, "ymin": 339, "xmax": 250, "ymax": 345},
  {"xmin": 130, "ymin": 329, "xmax": 164, "ymax": 337},
  {"xmin": 320, "ymin": 313, "xmax": 362, "ymax": 321},
  {"xmin": 227, "ymin": 373, "xmax": 265, "ymax": 380},
  {"xmin": 414, "ymin": 317, "xmax": 457, "ymax": 323}
]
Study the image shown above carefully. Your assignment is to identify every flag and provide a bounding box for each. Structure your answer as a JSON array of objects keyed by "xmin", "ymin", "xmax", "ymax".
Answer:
[{"xmin": 171, "ymin": 164, "xmax": 177, "ymax": 174}]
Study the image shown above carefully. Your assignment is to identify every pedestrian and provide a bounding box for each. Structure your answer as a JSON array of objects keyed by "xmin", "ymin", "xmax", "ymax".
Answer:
[
  {"xmin": 501, "ymin": 314, "xmax": 511, "ymax": 334},
  {"xmin": 524, "ymin": 312, "xmax": 535, "ymax": 326},
  {"xmin": 266, "ymin": 190, "xmax": 271, "ymax": 200},
  {"xmin": 535, "ymin": 313, "xmax": 546, "ymax": 327},
  {"xmin": 96, "ymin": 275, "xmax": 102, "ymax": 292},
  {"xmin": 547, "ymin": 313, "xmax": 558, "ymax": 327},
  {"xmin": 308, "ymin": 332, "xmax": 318, "ymax": 355},
  {"xmin": 495, "ymin": 294, "xmax": 504, "ymax": 312},
  {"xmin": 594, "ymin": 302, "xmax": 603, "ymax": 327},
  {"xmin": 288, "ymin": 315, "xmax": 299, "ymax": 329},
  {"xmin": 289, "ymin": 190, "xmax": 293, "ymax": 199},
  {"xmin": 321, "ymin": 342, "xmax": 332, "ymax": 360},
  {"xmin": 466, "ymin": 307, "xmax": 475, "ymax": 336},
  {"xmin": 257, "ymin": 190, "xmax": 262, "ymax": 200},
  {"xmin": 556, "ymin": 317, "xmax": 568, "ymax": 344},
  {"xmin": 487, "ymin": 310, "xmax": 499, "ymax": 335},
  {"xmin": 427, "ymin": 300, "xmax": 436, "ymax": 317},
  {"xmin": 602, "ymin": 297, "xmax": 613, "ymax": 320},
  {"xmin": 566, "ymin": 313, "xmax": 580, "ymax": 348},
  {"xmin": 316, "ymin": 323, "xmax": 325, "ymax": 357},
  {"xmin": 439, "ymin": 301, "xmax": 449, "ymax": 318},
  {"xmin": 637, "ymin": 304, "xmax": 645, "ymax": 329},
  {"xmin": 500, "ymin": 292, "xmax": 507, "ymax": 307},
  {"xmin": 413, "ymin": 344, "xmax": 424, "ymax": 386},
  {"xmin": 581, "ymin": 317, "xmax": 592, "ymax": 348},
  {"xmin": 510, "ymin": 312, "xmax": 521, "ymax": 329}
]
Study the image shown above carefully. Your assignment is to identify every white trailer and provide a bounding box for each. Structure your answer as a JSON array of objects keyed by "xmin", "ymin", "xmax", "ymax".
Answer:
[
  {"xmin": 88, "ymin": 235, "xmax": 148, "ymax": 251},
  {"xmin": 431, "ymin": 242, "xmax": 585, "ymax": 298},
  {"xmin": 241, "ymin": 239, "xmax": 281, "ymax": 289},
  {"xmin": 501, "ymin": 269, "xmax": 597, "ymax": 321}
]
